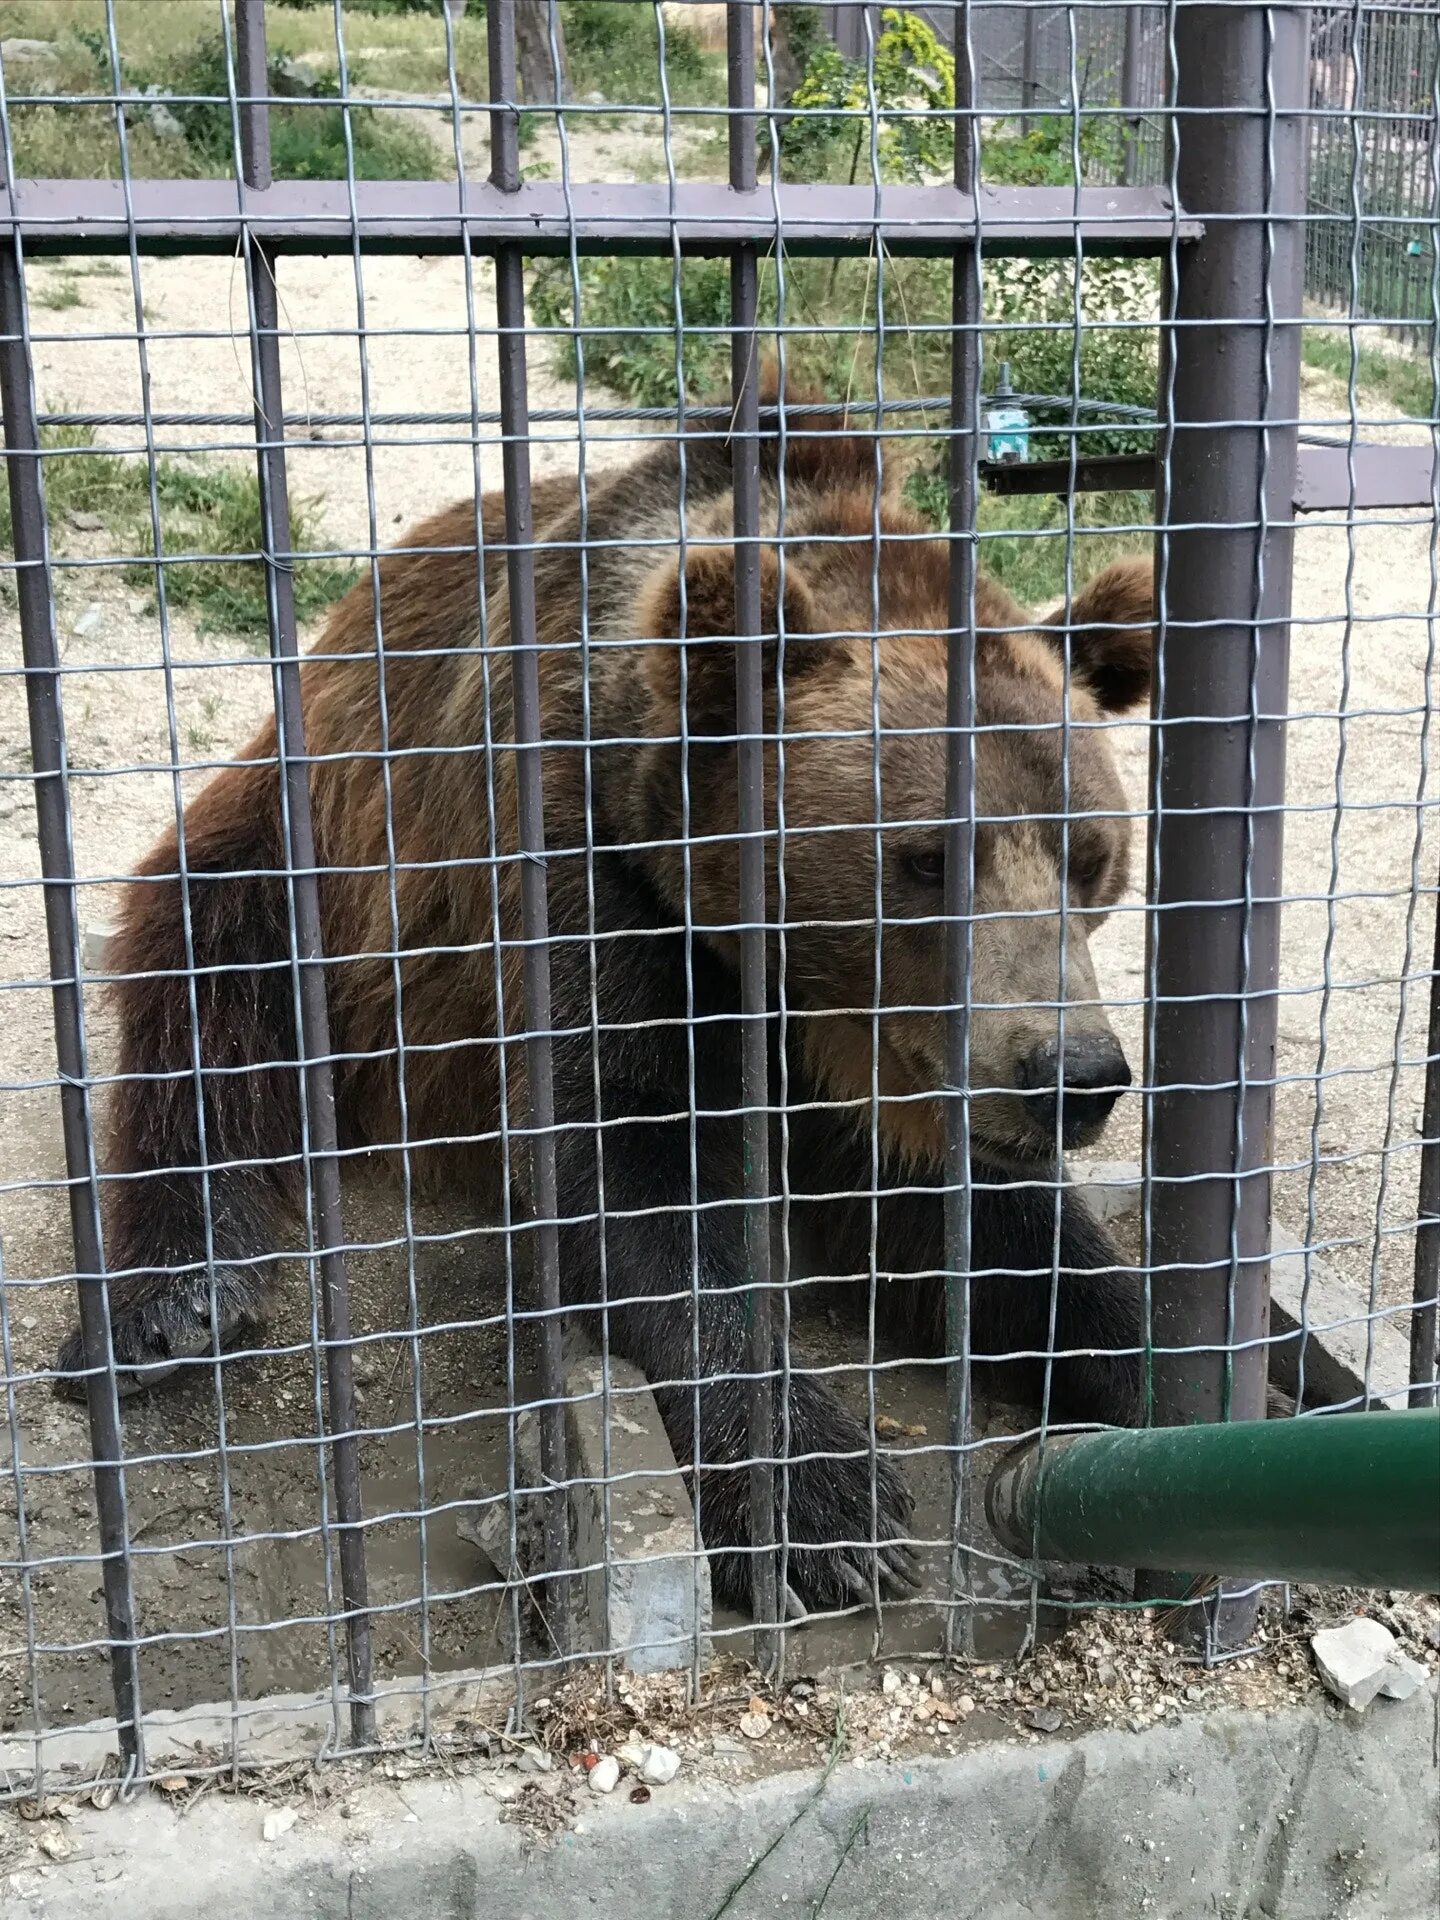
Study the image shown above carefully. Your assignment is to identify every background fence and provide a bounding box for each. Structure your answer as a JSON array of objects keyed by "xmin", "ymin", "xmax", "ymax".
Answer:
[
  {"xmin": 826, "ymin": 0, "xmax": 1440, "ymax": 320},
  {"xmin": 0, "ymin": 0, "xmax": 1436, "ymax": 1810}
]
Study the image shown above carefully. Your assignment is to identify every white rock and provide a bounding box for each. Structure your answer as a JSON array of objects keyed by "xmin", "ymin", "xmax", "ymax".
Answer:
[
  {"xmin": 71, "ymin": 603, "xmax": 103, "ymax": 638},
  {"xmin": 738, "ymin": 1710, "xmax": 770, "ymax": 1741},
  {"xmin": 587, "ymin": 1755, "xmax": 621, "ymax": 1795},
  {"xmin": 637, "ymin": 1743, "xmax": 680, "ymax": 1787},
  {"xmin": 261, "ymin": 1806, "xmax": 298, "ymax": 1842},
  {"xmin": 881, "ymin": 1667, "xmax": 903, "ymax": 1696},
  {"xmin": 1311, "ymin": 1618, "xmax": 1429, "ymax": 1711}
]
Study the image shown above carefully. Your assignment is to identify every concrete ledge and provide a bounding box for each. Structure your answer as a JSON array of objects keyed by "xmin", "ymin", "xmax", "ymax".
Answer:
[{"xmin": 15, "ymin": 1688, "xmax": 1437, "ymax": 1920}]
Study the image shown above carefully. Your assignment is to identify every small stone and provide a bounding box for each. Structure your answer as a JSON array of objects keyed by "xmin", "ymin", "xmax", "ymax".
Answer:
[
  {"xmin": 636, "ymin": 1743, "xmax": 680, "ymax": 1786},
  {"xmin": 587, "ymin": 1755, "xmax": 620, "ymax": 1795},
  {"xmin": 1027, "ymin": 1705, "xmax": 1064, "ymax": 1734},
  {"xmin": 1312, "ymin": 1618, "xmax": 1428, "ymax": 1711},
  {"xmin": 955, "ymin": 1694, "xmax": 976, "ymax": 1717},
  {"xmin": 1184, "ymin": 1684, "xmax": 1203, "ymax": 1703},
  {"xmin": 37, "ymin": 1830, "xmax": 70, "ymax": 1862},
  {"xmin": 738, "ymin": 1711, "xmax": 770, "ymax": 1741},
  {"xmin": 519, "ymin": 1749, "xmax": 552, "ymax": 1773},
  {"xmin": 930, "ymin": 1675, "xmax": 946, "ymax": 1698},
  {"xmin": 270, "ymin": 54, "xmax": 323, "ymax": 97},
  {"xmin": 711, "ymin": 1735, "xmax": 746, "ymax": 1756},
  {"xmin": 629, "ymin": 1785, "xmax": 651, "ymax": 1805},
  {"xmin": 1096, "ymin": 1662, "xmax": 1118, "ymax": 1688},
  {"xmin": 65, "ymin": 510, "xmax": 104, "ymax": 532},
  {"xmin": 126, "ymin": 595, "xmax": 150, "ymax": 616},
  {"xmin": 261, "ymin": 1806, "xmax": 298, "ymax": 1842},
  {"xmin": 70, "ymin": 604, "xmax": 103, "ymax": 638},
  {"xmin": 155, "ymin": 1775, "xmax": 187, "ymax": 1796},
  {"xmin": 881, "ymin": 1668, "xmax": 903, "ymax": 1696}
]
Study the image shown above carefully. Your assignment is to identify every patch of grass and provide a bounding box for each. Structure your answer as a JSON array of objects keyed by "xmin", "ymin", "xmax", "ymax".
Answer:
[
  {"xmin": 0, "ymin": 424, "xmax": 356, "ymax": 638},
  {"xmin": 973, "ymin": 489, "xmax": 1152, "ymax": 610},
  {"xmin": 6, "ymin": 13, "xmax": 442, "ymax": 181},
  {"xmin": 33, "ymin": 276, "xmax": 83, "ymax": 312},
  {"xmin": 1302, "ymin": 324, "xmax": 1437, "ymax": 421},
  {"xmin": 565, "ymin": 2, "xmax": 720, "ymax": 109}
]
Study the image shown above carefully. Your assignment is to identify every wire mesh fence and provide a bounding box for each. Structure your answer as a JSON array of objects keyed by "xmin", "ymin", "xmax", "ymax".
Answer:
[{"xmin": 0, "ymin": 0, "xmax": 1435, "ymax": 1805}]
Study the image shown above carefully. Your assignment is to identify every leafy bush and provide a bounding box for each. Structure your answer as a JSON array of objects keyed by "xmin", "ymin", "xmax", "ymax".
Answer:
[
  {"xmin": 983, "ymin": 113, "xmax": 1126, "ymax": 187},
  {"xmin": 775, "ymin": 6, "xmax": 955, "ymax": 184}
]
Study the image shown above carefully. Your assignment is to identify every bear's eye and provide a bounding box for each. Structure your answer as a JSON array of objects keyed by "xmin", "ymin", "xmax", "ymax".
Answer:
[
  {"xmin": 1067, "ymin": 845, "xmax": 1108, "ymax": 895},
  {"xmin": 903, "ymin": 848, "xmax": 945, "ymax": 886}
]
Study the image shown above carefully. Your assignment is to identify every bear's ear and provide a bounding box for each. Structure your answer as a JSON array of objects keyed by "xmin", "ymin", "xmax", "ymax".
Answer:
[
  {"xmin": 1041, "ymin": 554, "xmax": 1155, "ymax": 712},
  {"xmin": 635, "ymin": 542, "xmax": 825, "ymax": 730}
]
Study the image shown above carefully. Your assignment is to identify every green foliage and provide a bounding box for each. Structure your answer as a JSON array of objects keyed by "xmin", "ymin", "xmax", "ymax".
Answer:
[
  {"xmin": 151, "ymin": 35, "xmax": 441, "ymax": 179},
  {"xmin": 530, "ymin": 252, "xmax": 734, "ymax": 403},
  {"xmin": 987, "ymin": 259, "xmax": 1161, "ymax": 459},
  {"xmin": 776, "ymin": 6, "xmax": 954, "ymax": 184},
  {"xmin": 0, "ymin": 426, "xmax": 355, "ymax": 638},
  {"xmin": 564, "ymin": 2, "xmax": 715, "ymax": 108},
  {"xmin": 982, "ymin": 113, "xmax": 1125, "ymax": 187}
]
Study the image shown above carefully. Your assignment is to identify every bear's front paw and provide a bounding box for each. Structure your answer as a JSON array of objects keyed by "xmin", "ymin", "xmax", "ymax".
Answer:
[{"xmin": 697, "ymin": 1377, "xmax": 920, "ymax": 1615}]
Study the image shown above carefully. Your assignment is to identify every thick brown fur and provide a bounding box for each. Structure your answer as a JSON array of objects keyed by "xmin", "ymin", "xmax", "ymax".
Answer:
[{"xmin": 61, "ymin": 393, "xmax": 1159, "ymax": 1611}]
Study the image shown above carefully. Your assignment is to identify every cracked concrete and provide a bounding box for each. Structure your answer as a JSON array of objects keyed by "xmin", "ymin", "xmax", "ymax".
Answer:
[{"xmin": 14, "ymin": 1687, "xmax": 1437, "ymax": 1920}]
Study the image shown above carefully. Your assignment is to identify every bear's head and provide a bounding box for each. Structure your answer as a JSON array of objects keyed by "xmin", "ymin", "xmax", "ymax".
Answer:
[{"xmin": 616, "ymin": 425, "xmax": 1153, "ymax": 1173}]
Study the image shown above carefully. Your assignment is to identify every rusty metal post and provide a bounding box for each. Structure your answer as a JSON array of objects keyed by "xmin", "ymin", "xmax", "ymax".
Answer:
[
  {"xmin": 727, "ymin": 0, "xmax": 779, "ymax": 1653},
  {"xmin": 944, "ymin": 0, "xmax": 981, "ymax": 1652},
  {"xmin": 1021, "ymin": 2, "xmax": 1041, "ymax": 135},
  {"xmin": 0, "ymin": 138, "xmax": 143, "ymax": 1772},
  {"xmin": 487, "ymin": 0, "xmax": 571, "ymax": 1647},
  {"xmin": 1140, "ymin": 2, "xmax": 1307, "ymax": 1646},
  {"xmin": 1120, "ymin": 3, "xmax": 1143, "ymax": 186},
  {"xmin": 233, "ymin": 0, "xmax": 374, "ymax": 1744}
]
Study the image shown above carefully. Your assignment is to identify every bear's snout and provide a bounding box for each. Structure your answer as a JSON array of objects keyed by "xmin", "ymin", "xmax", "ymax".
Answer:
[{"xmin": 1015, "ymin": 1032, "xmax": 1132, "ymax": 1148}]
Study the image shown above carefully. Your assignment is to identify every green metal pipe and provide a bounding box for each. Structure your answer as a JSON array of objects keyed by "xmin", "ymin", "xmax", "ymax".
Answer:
[{"xmin": 985, "ymin": 1411, "xmax": 1440, "ymax": 1594}]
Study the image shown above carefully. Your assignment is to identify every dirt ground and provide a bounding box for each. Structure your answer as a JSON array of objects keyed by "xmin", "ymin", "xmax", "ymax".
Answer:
[{"xmin": 0, "ymin": 104, "xmax": 1436, "ymax": 1758}]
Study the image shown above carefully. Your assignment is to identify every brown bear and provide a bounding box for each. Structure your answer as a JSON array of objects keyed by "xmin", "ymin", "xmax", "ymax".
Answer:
[{"xmin": 56, "ymin": 394, "xmax": 1155, "ymax": 1613}]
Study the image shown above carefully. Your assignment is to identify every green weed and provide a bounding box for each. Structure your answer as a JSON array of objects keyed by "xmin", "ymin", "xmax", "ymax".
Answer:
[{"xmin": 0, "ymin": 425, "xmax": 356, "ymax": 639}]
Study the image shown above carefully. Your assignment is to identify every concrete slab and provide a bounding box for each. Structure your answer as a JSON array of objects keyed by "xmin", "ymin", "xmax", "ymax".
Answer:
[
  {"xmin": 563, "ymin": 1330, "xmax": 711, "ymax": 1673},
  {"xmin": 15, "ymin": 1686, "xmax": 1437, "ymax": 1920}
]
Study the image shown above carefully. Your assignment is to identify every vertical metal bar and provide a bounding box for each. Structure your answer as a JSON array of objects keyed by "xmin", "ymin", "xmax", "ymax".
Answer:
[
  {"xmin": 944, "ymin": 0, "xmax": 980, "ymax": 1655},
  {"xmin": 1140, "ymin": 1, "xmax": 1306, "ymax": 1642},
  {"xmin": 1021, "ymin": 1, "xmax": 1040, "ymax": 133},
  {"xmin": 0, "ymin": 141, "xmax": 142, "ymax": 1765},
  {"xmin": 1410, "ymin": 853, "xmax": 1440, "ymax": 1406},
  {"xmin": 233, "ymin": 0, "xmax": 373, "ymax": 1743},
  {"xmin": 487, "ymin": 0, "xmax": 571, "ymax": 1646},
  {"xmin": 727, "ymin": 0, "xmax": 778, "ymax": 1654},
  {"xmin": 1121, "ymin": 3, "xmax": 1143, "ymax": 185}
]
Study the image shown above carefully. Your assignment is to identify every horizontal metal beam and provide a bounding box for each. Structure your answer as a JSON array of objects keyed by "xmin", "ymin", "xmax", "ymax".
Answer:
[
  {"xmin": 0, "ymin": 178, "xmax": 1198, "ymax": 258},
  {"xmin": 1293, "ymin": 440, "xmax": 1439, "ymax": 513},
  {"xmin": 982, "ymin": 444, "xmax": 1438, "ymax": 511}
]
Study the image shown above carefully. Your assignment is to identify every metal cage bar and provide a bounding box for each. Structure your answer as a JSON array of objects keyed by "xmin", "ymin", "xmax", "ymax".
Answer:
[
  {"xmin": 0, "ymin": 122, "xmax": 143, "ymax": 1772},
  {"xmin": 487, "ymin": 0, "xmax": 571, "ymax": 1650},
  {"xmin": 232, "ymin": 0, "xmax": 375, "ymax": 1751},
  {"xmin": 1140, "ymin": 0, "xmax": 1307, "ymax": 1642},
  {"xmin": 727, "ymin": 0, "xmax": 779, "ymax": 1652}
]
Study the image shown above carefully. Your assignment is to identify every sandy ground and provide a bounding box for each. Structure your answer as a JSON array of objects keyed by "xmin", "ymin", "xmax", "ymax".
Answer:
[{"xmin": 0, "ymin": 107, "xmax": 1436, "ymax": 1753}]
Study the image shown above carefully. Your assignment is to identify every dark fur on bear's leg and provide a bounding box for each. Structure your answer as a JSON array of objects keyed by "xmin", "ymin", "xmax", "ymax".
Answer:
[
  {"xmin": 53, "ymin": 759, "xmax": 298, "ymax": 1400},
  {"xmin": 793, "ymin": 1113, "xmax": 1142, "ymax": 1428}
]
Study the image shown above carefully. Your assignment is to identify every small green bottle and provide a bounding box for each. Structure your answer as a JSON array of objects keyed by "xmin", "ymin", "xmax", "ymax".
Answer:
[{"xmin": 983, "ymin": 361, "xmax": 1031, "ymax": 465}]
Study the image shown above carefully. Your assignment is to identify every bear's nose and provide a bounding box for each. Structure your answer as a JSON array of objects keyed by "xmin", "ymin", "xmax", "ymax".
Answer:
[{"xmin": 1016, "ymin": 1034, "xmax": 1132, "ymax": 1145}]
